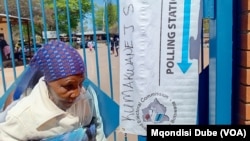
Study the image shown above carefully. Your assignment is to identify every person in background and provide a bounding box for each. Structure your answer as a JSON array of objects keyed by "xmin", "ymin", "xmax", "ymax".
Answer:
[
  {"xmin": 88, "ymin": 39, "xmax": 94, "ymax": 52},
  {"xmin": 0, "ymin": 36, "xmax": 10, "ymax": 60},
  {"xmin": 110, "ymin": 37, "xmax": 114, "ymax": 55},
  {"xmin": 0, "ymin": 40, "xmax": 106, "ymax": 141},
  {"xmin": 114, "ymin": 36, "xmax": 119, "ymax": 57}
]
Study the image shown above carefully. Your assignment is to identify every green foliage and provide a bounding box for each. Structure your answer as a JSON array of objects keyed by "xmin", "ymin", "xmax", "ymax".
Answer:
[
  {"xmin": 107, "ymin": 3, "xmax": 117, "ymax": 27},
  {"xmin": 0, "ymin": 0, "xmax": 91, "ymax": 41},
  {"xmin": 95, "ymin": 6, "xmax": 105, "ymax": 31},
  {"xmin": 45, "ymin": 0, "xmax": 91, "ymax": 33},
  {"xmin": 95, "ymin": 2, "xmax": 118, "ymax": 33}
]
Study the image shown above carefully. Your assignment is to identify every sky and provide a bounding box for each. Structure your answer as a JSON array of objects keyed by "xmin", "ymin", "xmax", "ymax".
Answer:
[
  {"xmin": 94, "ymin": 0, "xmax": 118, "ymax": 7},
  {"xmin": 85, "ymin": 0, "xmax": 118, "ymax": 31},
  {"xmin": 95, "ymin": 0, "xmax": 105, "ymax": 6}
]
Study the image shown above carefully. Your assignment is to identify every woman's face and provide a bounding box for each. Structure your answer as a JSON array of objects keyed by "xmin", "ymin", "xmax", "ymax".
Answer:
[{"xmin": 47, "ymin": 74, "xmax": 85, "ymax": 111}]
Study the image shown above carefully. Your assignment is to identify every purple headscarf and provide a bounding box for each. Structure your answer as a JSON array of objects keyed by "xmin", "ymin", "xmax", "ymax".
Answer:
[{"xmin": 29, "ymin": 40, "xmax": 85, "ymax": 82}]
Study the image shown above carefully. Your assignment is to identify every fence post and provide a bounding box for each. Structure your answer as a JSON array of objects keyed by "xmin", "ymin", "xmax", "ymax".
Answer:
[{"xmin": 209, "ymin": 0, "xmax": 233, "ymax": 124}]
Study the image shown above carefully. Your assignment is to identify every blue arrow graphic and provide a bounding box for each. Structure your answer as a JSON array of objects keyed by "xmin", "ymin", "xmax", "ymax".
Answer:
[{"xmin": 177, "ymin": 0, "xmax": 192, "ymax": 73}]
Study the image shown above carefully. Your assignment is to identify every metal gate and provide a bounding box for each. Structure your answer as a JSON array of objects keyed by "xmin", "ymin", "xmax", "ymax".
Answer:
[{"xmin": 0, "ymin": 0, "xmax": 233, "ymax": 141}]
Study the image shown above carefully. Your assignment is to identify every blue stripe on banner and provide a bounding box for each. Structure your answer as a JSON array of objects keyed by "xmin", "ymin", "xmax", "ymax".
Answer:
[
  {"xmin": 156, "ymin": 114, "xmax": 163, "ymax": 122},
  {"xmin": 177, "ymin": 0, "xmax": 192, "ymax": 73}
]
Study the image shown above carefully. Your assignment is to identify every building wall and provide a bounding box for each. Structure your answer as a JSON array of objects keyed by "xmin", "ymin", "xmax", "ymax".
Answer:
[
  {"xmin": 239, "ymin": 0, "xmax": 250, "ymax": 124},
  {"xmin": 0, "ymin": 23, "xmax": 10, "ymax": 45}
]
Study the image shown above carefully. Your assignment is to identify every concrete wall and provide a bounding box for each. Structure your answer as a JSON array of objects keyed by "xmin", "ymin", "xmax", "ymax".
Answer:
[{"xmin": 0, "ymin": 22, "xmax": 10, "ymax": 45}]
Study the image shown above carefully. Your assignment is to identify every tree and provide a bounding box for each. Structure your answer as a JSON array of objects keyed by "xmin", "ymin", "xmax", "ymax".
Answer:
[
  {"xmin": 45, "ymin": 0, "xmax": 91, "ymax": 34},
  {"xmin": 106, "ymin": 2, "xmax": 117, "ymax": 28},
  {"xmin": 95, "ymin": 2, "xmax": 118, "ymax": 34},
  {"xmin": 0, "ymin": 0, "xmax": 49, "ymax": 42},
  {"xmin": 0, "ymin": 0, "xmax": 42, "ymax": 18},
  {"xmin": 95, "ymin": 6, "xmax": 105, "ymax": 31},
  {"xmin": 0, "ymin": 0, "xmax": 91, "ymax": 42}
]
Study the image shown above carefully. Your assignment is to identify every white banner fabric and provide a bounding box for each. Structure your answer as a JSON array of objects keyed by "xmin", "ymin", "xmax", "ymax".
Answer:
[{"xmin": 119, "ymin": 0, "xmax": 202, "ymax": 136}]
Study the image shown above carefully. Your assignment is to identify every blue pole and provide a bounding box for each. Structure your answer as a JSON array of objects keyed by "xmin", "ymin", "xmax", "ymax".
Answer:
[
  {"xmin": 90, "ymin": 0, "xmax": 101, "ymax": 87},
  {"xmin": 104, "ymin": 2, "xmax": 114, "ymax": 100},
  {"xmin": 104, "ymin": 2, "xmax": 116, "ymax": 141},
  {"xmin": 116, "ymin": 0, "xmax": 120, "ymax": 35},
  {"xmin": 53, "ymin": 0, "xmax": 60, "ymax": 40},
  {"xmin": 4, "ymin": 0, "xmax": 17, "ymax": 78},
  {"xmin": 78, "ymin": 0, "xmax": 88, "ymax": 78},
  {"xmin": 66, "ymin": 0, "xmax": 73, "ymax": 45},
  {"xmin": 40, "ymin": 0, "xmax": 48, "ymax": 43},
  {"xmin": 2, "ymin": 0, "xmax": 16, "ymax": 92},
  {"xmin": 16, "ymin": 0, "xmax": 27, "ymax": 67},
  {"xmin": 28, "ymin": 0, "xmax": 38, "ymax": 52},
  {"xmin": 209, "ymin": 0, "xmax": 233, "ymax": 124},
  {"xmin": 138, "ymin": 136, "xmax": 146, "ymax": 141}
]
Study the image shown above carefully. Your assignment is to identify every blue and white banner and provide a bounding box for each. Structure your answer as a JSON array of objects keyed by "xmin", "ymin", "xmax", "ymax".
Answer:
[{"xmin": 119, "ymin": 0, "xmax": 202, "ymax": 136}]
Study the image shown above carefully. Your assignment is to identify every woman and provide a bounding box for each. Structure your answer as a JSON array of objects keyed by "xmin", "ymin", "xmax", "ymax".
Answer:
[{"xmin": 0, "ymin": 40, "xmax": 106, "ymax": 140}]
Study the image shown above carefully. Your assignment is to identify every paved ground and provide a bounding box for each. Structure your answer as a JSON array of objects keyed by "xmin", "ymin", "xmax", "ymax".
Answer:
[{"xmin": 0, "ymin": 43, "xmax": 209, "ymax": 141}]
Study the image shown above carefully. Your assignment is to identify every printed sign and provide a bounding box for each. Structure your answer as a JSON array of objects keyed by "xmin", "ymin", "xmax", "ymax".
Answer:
[
  {"xmin": 42, "ymin": 31, "xmax": 57, "ymax": 39},
  {"xmin": 119, "ymin": 0, "xmax": 202, "ymax": 136}
]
